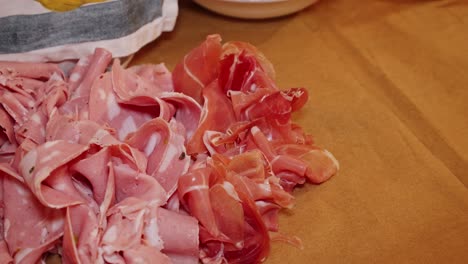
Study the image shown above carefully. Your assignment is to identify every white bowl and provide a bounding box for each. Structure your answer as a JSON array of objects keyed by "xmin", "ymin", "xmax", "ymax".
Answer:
[{"xmin": 193, "ymin": 0, "xmax": 319, "ymax": 19}]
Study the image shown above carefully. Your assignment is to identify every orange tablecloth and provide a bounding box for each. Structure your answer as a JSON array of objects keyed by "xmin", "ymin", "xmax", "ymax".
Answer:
[{"xmin": 132, "ymin": 1, "xmax": 468, "ymax": 262}]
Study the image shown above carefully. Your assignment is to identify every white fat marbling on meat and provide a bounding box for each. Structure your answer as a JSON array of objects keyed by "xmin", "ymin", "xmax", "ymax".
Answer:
[
  {"xmin": 158, "ymin": 144, "xmax": 178, "ymax": 172},
  {"xmin": 183, "ymin": 54, "xmax": 204, "ymax": 89},
  {"xmin": 103, "ymin": 225, "xmax": 117, "ymax": 243},
  {"xmin": 198, "ymin": 96, "xmax": 209, "ymax": 124},
  {"xmin": 27, "ymin": 100, "xmax": 35, "ymax": 108},
  {"xmin": 144, "ymin": 217, "xmax": 164, "ymax": 249},
  {"xmin": 43, "ymin": 140, "xmax": 60, "ymax": 149},
  {"xmin": 30, "ymin": 113, "xmax": 41, "ymax": 124},
  {"xmin": 77, "ymin": 56, "xmax": 89, "ymax": 66},
  {"xmin": 144, "ymin": 133, "xmax": 161, "ymax": 156},
  {"xmin": 91, "ymin": 128, "xmax": 110, "ymax": 143},
  {"xmin": 118, "ymin": 116, "xmax": 137, "ymax": 140},
  {"xmin": 259, "ymin": 180, "xmax": 272, "ymax": 194},
  {"xmin": 19, "ymin": 149, "xmax": 37, "ymax": 177},
  {"xmin": 40, "ymin": 227, "xmax": 48, "ymax": 243},
  {"xmin": 15, "ymin": 184, "xmax": 28, "ymax": 196},
  {"xmin": 50, "ymin": 72, "xmax": 63, "ymax": 81},
  {"xmin": 98, "ymin": 88, "xmax": 107, "ymax": 100},
  {"xmin": 183, "ymin": 184, "xmax": 208, "ymax": 194},
  {"xmin": 54, "ymin": 181, "xmax": 67, "ymax": 191},
  {"xmin": 222, "ymin": 181, "xmax": 241, "ymax": 201},
  {"xmin": 50, "ymin": 216, "xmax": 63, "ymax": 232},
  {"xmin": 69, "ymin": 73, "xmax": 81, "ymax": 82},
  {"xmin": 106, "ymin": 94, "xmax": 120, "ymax": 121},
  {"xmin": 3, "ymin": 219, "xmax": 10, "ymax": 238},
  {"xmin": 323, "ymin": 149, "xmax": 340, "ymax": 170},
  {"xmin": 40, "ymin": 150, "xmax": 61, "ymax": 164},
  {"xmin": 14, "ymin": 248, "xmax": 35, "ymax": 263},
  {"xmin": 250, "ymin": 126, "xmax": 261, "ymax": 136}
]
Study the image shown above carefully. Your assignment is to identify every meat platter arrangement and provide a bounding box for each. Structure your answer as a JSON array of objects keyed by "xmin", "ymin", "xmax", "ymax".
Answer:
[{"xmin": 0, "ymin": 35, "xmax": 339, "ymax": 263}]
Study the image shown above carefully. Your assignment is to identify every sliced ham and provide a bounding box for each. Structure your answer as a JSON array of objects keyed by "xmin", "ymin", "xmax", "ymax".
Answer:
[
  {"xmin": 0, "ymin": 36, "xmax": 338, "ymax": 264},
  {"xmin": 2, "ymin": 175, "xmax": 64, "ymax": 264},
  {"xmin": 173, "ymin": 34, "xmax": 222, "ymax": 104},
  {"xmin": 0, "ymin": 61, "xmax": 63, "ymax": 81},
  {"xmin": 125, "ymin": 118, "xmax": 190, "ymax": 197},
  {"xmin": 157, "ymin": 208, "xmax": 199, "ymax": 261},
  {"xmin": 187, "ymin": 81, "xmax": 236, "ymax": 155},
  {"xmin": 19, "ymin": 140, "xmax": 89, "ymax": 208},
  {"xmin": 62, "ymin": 204, "xmax": 100, "ymax": 264},
  {"xmin": 70, "ymin": 48, "xmax": 112, "ymax": 99}
]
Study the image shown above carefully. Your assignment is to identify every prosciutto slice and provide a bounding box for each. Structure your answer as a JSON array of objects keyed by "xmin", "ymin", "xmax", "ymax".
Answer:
[
  {"xmin": 173, "ymin": 34, "xmax": 222, "ymax": 104},
  {"xmin": 171, "ymin": 35, "xmax": 339, "ymax": 263},
  {"xmin": 0, "ymin": 34, "xmax": 338, "ymax": 264}
]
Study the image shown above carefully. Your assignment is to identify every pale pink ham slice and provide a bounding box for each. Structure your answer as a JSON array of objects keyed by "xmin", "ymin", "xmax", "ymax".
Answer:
[
  {"xmin": 111, "ymin": 60, "xmax": 172, "ymax": 100},
  {"xmin": 19, "ymin": 140, "xmax": 89, "ymax": 208},
  {"xmin": 158, "ymin": 208, "xmax": 199, "ymax": 263},
  {"xmin": 125, "ymin": 118, "xmax": 190, "ymax": 197},
  {"xmin": 2, "ymin": 175, "xmax": 64, "ymax": 264},
  {"xmin": 0, "ymin": 61, "xmax": 63, "ymax": 81},
  {"xmin": 0, "ymin": 240, "xmax": 12, "ymax": 264},
  {"xmin": 130, "ymin": 63, "xmax": 174, "ymax": 92},
  {"xmin": 70, "ymin": 48, "xmax": 112, "ymax": 99},
  {"xmin": 62, "ymin": 204, "xmax": 100, "ymax": 264}
]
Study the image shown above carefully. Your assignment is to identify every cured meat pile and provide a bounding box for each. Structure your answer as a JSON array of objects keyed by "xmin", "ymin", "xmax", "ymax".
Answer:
[{"xmin": 0, "ymin": 35, "xmax": 338, "ymax": 264}]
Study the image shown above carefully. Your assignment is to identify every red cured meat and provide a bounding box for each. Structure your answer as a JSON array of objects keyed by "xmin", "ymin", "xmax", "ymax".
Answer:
[
  {"xmin": 187, "ymin": 81, "xmax": 236, "ymax": 155},
  {"xmin": 173, "ymin": 34, "xmax": 222, "ymax": 104}
]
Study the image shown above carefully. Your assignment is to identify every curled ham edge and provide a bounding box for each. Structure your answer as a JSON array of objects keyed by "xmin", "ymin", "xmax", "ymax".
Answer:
[{"xmin": 0, "ymin": 34, "xmax": 339, "ymax": 264}]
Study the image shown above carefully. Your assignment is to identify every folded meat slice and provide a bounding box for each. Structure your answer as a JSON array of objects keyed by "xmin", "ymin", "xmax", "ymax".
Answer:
[
  {"xmin": 0, "ymin": 61, "xmax": 64, "ymax": 80},
  {"xmin": 0, "ymin": 107, "xmax": 16, "ymax": 163},
  {"xmin": 129, "ymin": 63, "xmax": 174, "ymax": 92},
  {"xmin": 71, "ymin": 147, "xmax": 111, "ymax": 205},
  {"xmin": 125, "ymin": 118, "xmax": 190, "ymax": 197},
  {"xmin": 19, "ymin": 140, "xmax": 89, "ymax": 208},
  {"xmin": 100, "ymin": 198, "xmax": 148, "ymax": 263},
  {"xmin": 158, "ymin": 208, "xmax": 199, "ymax": 264},
  {"xmin": 123, "ymin": 244, "xmax": 172, "ymax": 264},
  {"xmin": 113, "ymin": 163, "xmax": 166, "ymax": 205},
  {"xmin": 187, "ymin": 81, "xmax": 236, "ymax": 155},
  {"xmin": 101, "ymin": 196, "xmax": 199, "ymax": 264},
  {"xmin": 178, "ymin": 167, "xmax": 220, "ymax": 238},
  {"xmin": 70, "ymin": 48, "xmax": 112, "ymax": 99},
  {"xmin": 0, "ymin": 91, "xmax": 31, "ymax": 125},
  {"xmin": 90, "ymin": 71, "xmax": 180, "ymax": 141},
  {"xmin": 221, "ymin": 41, "xmax": 276, "ymax": 82},
  {"xmin": 2, "ymin": 175, "xmax": 64, "ymax": 264},
  {"xmin": 112, "ymin": 60, "xmax": 173, "ymax": 100},
  {"xmin": 62, "ymin": 204, "xmax": 100, "ymax": 264},
  {"xmin": 159, "ymin": 92, "xmax": 202, "ymax": 141},
  {"xmin": 61, "ymin": 48, "xmax": 112, "ymax": 119},
  {"xmin": 173, "ymin": 34, "xmax": 222, "ymax": 104},
  {"xmin": 68, "ymin": 55, "xmax": 92, "ymax": 92},
  {"xmin": 0, "ymin": 240, "xmax": 12, "ymax": 264}
]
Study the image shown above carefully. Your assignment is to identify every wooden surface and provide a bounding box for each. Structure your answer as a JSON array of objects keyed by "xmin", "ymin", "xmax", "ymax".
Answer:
[{"xmin": 132, "ymin": 1, "xmax": 468, "ymax": 263}]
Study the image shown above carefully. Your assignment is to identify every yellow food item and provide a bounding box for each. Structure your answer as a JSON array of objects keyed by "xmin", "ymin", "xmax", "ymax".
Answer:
[{"xmin": 36, "ymin": 0, "xmax": 107, "ymax": 12}]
